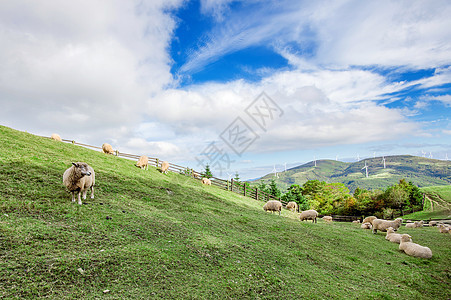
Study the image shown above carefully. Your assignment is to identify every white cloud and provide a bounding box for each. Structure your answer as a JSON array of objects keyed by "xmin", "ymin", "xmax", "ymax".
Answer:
[{"xmin": 181, "ymin": 0, "xmax": 451, "ymax": 74}]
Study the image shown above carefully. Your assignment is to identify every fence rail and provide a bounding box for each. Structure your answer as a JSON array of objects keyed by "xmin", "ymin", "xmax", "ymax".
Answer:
[{"xmin": 46, "ymin": 136, "xmax": 284, "ymax": 206}]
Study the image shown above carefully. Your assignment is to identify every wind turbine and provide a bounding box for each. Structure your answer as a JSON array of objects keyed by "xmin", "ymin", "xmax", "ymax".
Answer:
[
  {"xmin": 284, "ymin": 162, "xmax": 287, "ymax": 172},
  {"xmin": 382, "ymin": 156, "xmax": 386, "ymax": 169},
  {"xmin": 362, "ymin": 161, "xmax": 369, "ymax": 178},
  {"xmin": 314, "ymin": 156, "xmax": 317, "ymax": 167},
  {"xmin": 421, "ymin": 150, "xmax": 426, "ymax": 158},
  {"xmin": 335, "ymin": 154, "xmax": 339, "ymax": 161},
  {"xmin": 272, "ymin": 165, "xmax": 279, "ymax": 178},
  {"xmin": 446, "ymin": 153, "xmax": 449, "ymax": 161},
  {"xmin": 356, "ymin": 153, "xmax": 360, "ymax": 161},
  {"xmin": 373, "ymin": 152, "xmax": 376, "ymax": 158},
  {"xmin": 429, "ymin": 151, "xmax": 433, "ymax": 159},
  {"xmin": 226, "ymin": 172, "xmax": 233, "ymax": 182}
]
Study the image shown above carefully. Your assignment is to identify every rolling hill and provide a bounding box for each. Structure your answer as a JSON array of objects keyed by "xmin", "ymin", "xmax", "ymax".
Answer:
[
  {"xmin": 0, "ymin": 125, "xmax": 450, "ymax": 299},
  {"xmin": 256, "ymin": 156, "xmax": 451, "ymax": 192}
]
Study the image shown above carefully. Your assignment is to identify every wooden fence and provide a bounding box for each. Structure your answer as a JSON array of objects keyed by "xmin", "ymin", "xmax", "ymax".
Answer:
[{"xmin": 49, "ymin": 137, "xmax": 285, "ymax": 206}]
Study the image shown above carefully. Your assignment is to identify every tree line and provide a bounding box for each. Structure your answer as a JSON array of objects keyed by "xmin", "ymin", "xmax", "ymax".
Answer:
[
  {"xmin": 258, "ymin": 178, "xmax": 423, "ymax": 218},
  {"xmin": 203, "ymin": 165, "xmax": 423, "ymax": 218}
]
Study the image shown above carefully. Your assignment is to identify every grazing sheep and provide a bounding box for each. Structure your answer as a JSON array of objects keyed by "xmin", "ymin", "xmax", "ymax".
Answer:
[
  {"xmin": 102, "ymin": 143, "xmax": 114, "ymax": 155},
  {"xmin": 438, "ymin": 224, "xmax": 450, "ymax": 233},
  {"xmin": 136, "ymin": 155, "xmax": 148, "ymax": 170},
  {"xmin": 399, "ymin": 234, "xmax": 432, "ymax": 259},
  {"xmin": 428, "ymin": 221, "xmax": 438, "ymax": 227},
  {"xmin": 361, "ymin": 222, "xmax": 372, "ymax": 229},
  {"xmin": 385, "ymin": 227, "xmax": 410, "ymax": 244},
  {"xmin": 406, "ymin": 221, "xmax": 423, "ymax": 228},
  {"xmin": 286, "ymin": 201, "xmax": 298, "ymax": 212},
  {"xmin": 160, "ymin": 161, "xmax": 169, "ymax": 174},
  {"xmin": 263, "ymin": 200, "xmax": 282, "ymax": 215},
  {"xmin": 63, "ymin": 162, "xmax": 95, "ymax": 205},
  {"xmin": 51, "ymin": 133, "xmax": 62, "ymax": 141},
  {"xmin": 362, "ymin": 216, "xmax": 377, "ymax": 225},
  {"xmin": 322, "ymin": 216, "xmax": 333, "ymax": 222},
  {"xmin": 352, "ymin": 220, "xmax": 361, "ymax": 224},
  {"xmin": 201, "ymin": 178, "xmax": 211, "ymax": 185},
  {"xmin": 372, "ymin": 218, "xmax": 403, "ymax": 234},
  {"xmin": 299, "ymin": 209, "xmax": 318, "ymax": 223}
]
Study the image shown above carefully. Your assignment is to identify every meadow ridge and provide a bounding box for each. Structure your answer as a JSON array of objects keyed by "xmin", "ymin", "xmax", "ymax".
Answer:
[{"xmin": 0, "ymin": 125, "xmax": 450, "ymax": 299}]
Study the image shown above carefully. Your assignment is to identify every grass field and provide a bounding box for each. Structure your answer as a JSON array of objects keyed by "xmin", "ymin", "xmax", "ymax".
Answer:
[{"xmin": 0, "ymin": 125, "xmax": 450, "ymax": 299}]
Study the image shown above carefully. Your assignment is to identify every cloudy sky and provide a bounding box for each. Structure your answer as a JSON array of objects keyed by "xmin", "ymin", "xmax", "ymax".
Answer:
[{"xmin": 1, "ymin": 0, "xmax": 450, "ymax": 179}]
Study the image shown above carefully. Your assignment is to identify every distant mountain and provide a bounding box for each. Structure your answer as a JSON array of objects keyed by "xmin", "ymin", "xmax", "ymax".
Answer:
[{"xmin": 254, "ymin": 155, "xmax": 451, "ymax": 192}]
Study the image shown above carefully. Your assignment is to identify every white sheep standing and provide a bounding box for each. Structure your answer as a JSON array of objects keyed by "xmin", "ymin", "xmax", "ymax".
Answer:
[
  {"xmin": 385, "ymin": 227, "xmax": 410, "ymax": 244},
  {"xmin": 51, "ymin": 133, "xmax": 62, "ymax": 141},
  {"xmin": 136, "ymin": 155, "xmax": 149, "ymax": 170},
  {"xmin": 102, "ymin": 143, "xmax": 114, "ymax": 155},
  {"xmin": 362, "ymin": 216, "xmax": 377, "ymax": 225},
  {"xmin": 263, "ymin": 200, "xmax": 282, "ymax": 216},
  {"xmin": 160, "ymin": 161, "xmax": 169, "ymax": 174},
  {"xmin": 201, "ymin": 178, "xmax": 211, "ymax": 185},
  {"xmin": 286, "ymin": 201, "xmax": 298, "ymax": 212},
  {"xmin": 399, "ymin": 234, "xmax": 432, "ymax": 259},
  {"xmin": 372, "ymin": 218, "xmax": 403, "ymax": 234},
  {"xmin": 406, "ymin": 220, "xmax": 424, "ymax": 228},
  {"xmin": 299, "ymin": 209, "xmax": 318, "ymax": 223},
  {"xmin": 361, "ymin": 222, "xmax": 372, "ymax": 229},
  {"xmin": 438, "ymin": 224, "xmax": 450, "ymax": 233},
  {"xmin": 322, "ymin": 216, "xmax": 333, "ymax": 223},
  {"xmin": 63, "ymin": 162, "xmax": 95, "ymax": 205}
]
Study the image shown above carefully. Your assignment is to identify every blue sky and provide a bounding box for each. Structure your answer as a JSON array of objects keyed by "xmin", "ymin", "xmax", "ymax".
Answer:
[{"xmin": 1, "ymin": 0, "xmax": 450, "ymax": 180}]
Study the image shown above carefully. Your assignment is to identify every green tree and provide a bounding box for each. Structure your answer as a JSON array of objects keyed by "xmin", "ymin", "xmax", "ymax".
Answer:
[
  {"xmin": 203, "ymin": 164, "xmax": 213, "ymax": 179},
  {"xmin": 281, "ymin": 184, "xmax": 309, "ymax": 211},
  {"xmin": 268, "ymin": 179, "xmax": 281, "ymax": 198},
  {"xmin": 234, "ymin": 171, "xmax": 240, "ymax": 182}
]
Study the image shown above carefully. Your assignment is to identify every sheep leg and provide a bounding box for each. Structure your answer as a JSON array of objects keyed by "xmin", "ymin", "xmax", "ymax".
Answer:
[
  {"xmin": 82, "ymin": 189, "xmax": 88, "ymax": 200},
  {"xmin": 71, "ymin": 192, "xmax": 76, "ymax": 202},
  {"xmin": 77, "ymin": 191, "xmax": 83, "ymax": 205},
  {"xmin": 90, "ymin": 186, "xmax": 95, "ymax": 199}
]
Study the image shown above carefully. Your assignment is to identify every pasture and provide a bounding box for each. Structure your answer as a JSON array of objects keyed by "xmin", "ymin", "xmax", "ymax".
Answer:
[{"xmin": 0, "ymin": 126, "xmax": 450, "ymax": 299}]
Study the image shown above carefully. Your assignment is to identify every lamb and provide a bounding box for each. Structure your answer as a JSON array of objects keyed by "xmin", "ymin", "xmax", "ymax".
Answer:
[
  {"xmin": 136, "ymin": 155, "xmax": 148, "ymax": 170},
  {"xmin": 160, "ymin": 161, "xmax": 169, "ymax": 174},
  {"xmin": 263, "ymin": 200, "xmax": 282, "ymax": 215},
  {"xmin": 361, "ymin": 222, "xmax": 372, "ymax": 229},
  {"xmin": 352, "ymin": 220, "xmax": 361, "ymax": 223},
  {"xmin": 201, "ymin": 178, "xmax": 211, "ymax": 185},
  {"xmin": 406, "ymin": 221, "xmax": 423, "ymax": 228},
  {"xmin": 438, "ymin": 224, "xmax": 450, "ymax": 233},
  {"xmin": 372, "ymin": 218, "xmax": 403, "ymax": 234},
  {"xmin": 362, "ymin": 216, "xmax": 377, "ymax": 225},
  {"xmin": 428, "ymin": 221, "xmax": 438, "ymax": 227},
  {"xmin": 322, "ymin": 216, "xmax": 333, "ymax": 222},
  {"xmin": 51, "ymin": 133, "xmax": 62, "ymax": 141},
  {"xmin": 102, "ymin": 143, "xmax": 114, "ymax": 155},
  {"xmin": 299, "ymin": 209, "xmax": 318, "ymax": 223},
  {"xmin": 286, "ymin": 201, "xmax": 298, "ymax": 212},
  {"xmin": 63, "ymin": 162, "xmax": 95, "ymax": 205},
  {"xmin": 399, "ymin": 234, "xmax": 432, "ymax": 259},
  {"xmin": 385, "ymin": 227, "xmax": 410, "ymax": 244}
]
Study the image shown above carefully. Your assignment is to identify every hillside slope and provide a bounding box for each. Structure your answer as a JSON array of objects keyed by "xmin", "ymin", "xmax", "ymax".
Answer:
[
  {"xmin": 0, "ymin": 126, "xmax": 450, "ymax": 299},
  {"xmin": 257, "ymin": 156, "xmax": 451, "ymax": 192}
]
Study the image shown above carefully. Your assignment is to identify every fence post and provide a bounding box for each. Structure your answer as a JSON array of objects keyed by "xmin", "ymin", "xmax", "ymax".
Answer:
[
  {"xmin": 115, "ymin": 150, "xmax": 119, "ymax": 156},
  {"xmin": 191, "ymin": 169, "xmax": 195, "ymax": 178},
  {"xmin": 156, "ymin": 158, "xmax": 159, "ymax": 168},
  {"xmin": 72, "ymin": 140, "xmax": 75, "ymax": 145}
]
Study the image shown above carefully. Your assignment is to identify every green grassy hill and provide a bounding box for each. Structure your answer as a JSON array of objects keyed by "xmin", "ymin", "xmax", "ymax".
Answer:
[
  {"xmin": 257, "ymin": 156, "xmax": 451, "ymax": 192},
  {"xmin": 1, "ymin": 125, "xmax": 450, "ymax": 299}
]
